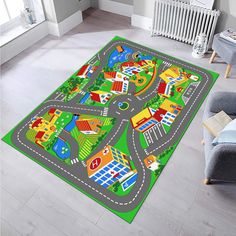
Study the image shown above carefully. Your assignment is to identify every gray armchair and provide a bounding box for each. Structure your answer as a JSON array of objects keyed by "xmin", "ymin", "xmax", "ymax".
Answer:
[{"xmin": 203, "ymin": 92, "xmax": 236, "ymax": 184}]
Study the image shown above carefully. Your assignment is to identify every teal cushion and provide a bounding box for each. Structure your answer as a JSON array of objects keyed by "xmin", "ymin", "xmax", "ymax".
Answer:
[{"xmin": 212, "ymin": 119, "xmax": 236, "ymax": 146}]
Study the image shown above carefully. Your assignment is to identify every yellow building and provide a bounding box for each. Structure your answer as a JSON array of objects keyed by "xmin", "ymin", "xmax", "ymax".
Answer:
[
  {"xmin": 159, "ymin": 99, "xmax": 183, "ymax": 126},
  {"xmin": 130, "ymin": 108, "xmax": 156, "ymax": 131},
  {"xmin": 29, "ymin": 108, "xmax": 62, "ymax": 146},
  {"xmin": 159, "ymin": 67, "xmax": 188, "ymax": 86},
  {"xmin": 159, "ymin": 99, "xmax": 177, "ymax": 113}
]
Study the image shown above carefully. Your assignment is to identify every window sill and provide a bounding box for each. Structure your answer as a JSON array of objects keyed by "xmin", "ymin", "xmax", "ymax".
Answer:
[{"xmin": 0, "ymin": 19, "xmax": 45, "ymax": 47}]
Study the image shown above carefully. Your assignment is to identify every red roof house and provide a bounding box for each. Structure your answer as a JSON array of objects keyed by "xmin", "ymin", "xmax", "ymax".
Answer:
[
  {"xmin": 157, "ymin": 82, "xmax": 167, "ymax": 94},
  {"xmin": 90, "ymin": 91, "xmax": 100, "ymax": 103},
  {"xmin": 35, "ymin": 131, "xmax": 45, "ymax": 140},
  {"xmin": 104, "ymin": 71, "xmax": 117, "ymax": 79},
  {"xmin": 90, "ymin": 91, "xmax": 112, "ymax": 104},
  {"xmin": 157, "ymin": 82, "xmax": 172, "ymax": 98},
  {"xmin": 111, "ymin": 81, "xmax": 123, "ymax": 93},
  {"xmin": 48, "ymin": 108, "xmax": 56, "ymax": 116},
  {"xmin": 136, "ymin": 60, "xmax": 147, "ymax": 67},
  {"xmin": 120, "ymin": 61, "xmax": 135, "ymax": 68},
  {"xmin": 153, "ymin": 108, "xmax": 167, "ymax": 122},
  {"xmin": 31, "ymin": 118, "xmax": 43, "ymax": 129},
  {"xmin": 76, "ymin": 65, "xmax": 89, "ymax": 78},
  {"xmin": 76, "ymin": 118, "xmax": 103, "ymax": 134}
]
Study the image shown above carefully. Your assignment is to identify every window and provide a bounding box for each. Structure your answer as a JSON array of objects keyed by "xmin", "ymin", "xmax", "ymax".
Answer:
[
  {"xmin": 103, "ymin": 167, "xmax": 109, "ymax": 171},
  {"xmin": 1, "ymin": 0, "xmax": 45, "ymax": 46},
  {"xmin": 0, "ymin": 0, "xmax": 24, "ymax": 25}
]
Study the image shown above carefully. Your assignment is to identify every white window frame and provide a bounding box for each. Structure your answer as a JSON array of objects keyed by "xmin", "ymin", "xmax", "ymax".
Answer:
[
  {"xmin": 0, "ymin": 0, "xmax": 25, "ymax": 32},
  {"xmin": 0, "ymin": 0, "xmax": 45, "ymax": 33}
]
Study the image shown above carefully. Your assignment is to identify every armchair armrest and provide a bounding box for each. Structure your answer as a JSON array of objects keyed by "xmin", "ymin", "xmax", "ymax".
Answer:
[
  {"xmin": 206, "ymin": 92, "xmax": 236, "ymax": 115},
  {"xmin": 205, "ymin": 143, "xmax": 236, "ymax": 181}
]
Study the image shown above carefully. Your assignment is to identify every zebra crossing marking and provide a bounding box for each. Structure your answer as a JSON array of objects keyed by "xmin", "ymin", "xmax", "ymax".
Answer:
[
  {"xmin": 103, "ymin": 107, "xmax": 109, "ymax": 116},
  {"xmin": 71, "ymin": 158, "xmax": 79, "ymax": 165}
]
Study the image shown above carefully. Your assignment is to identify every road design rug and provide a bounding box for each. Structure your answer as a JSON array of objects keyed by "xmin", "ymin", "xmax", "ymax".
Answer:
[{"xmin": 2, "ymin": 36, "xmax": 218, "ymax": 223}]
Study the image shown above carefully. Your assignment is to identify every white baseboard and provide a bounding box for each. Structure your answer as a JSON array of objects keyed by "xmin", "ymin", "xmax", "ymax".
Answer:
[
  {"xmin": 47, "ymin": 10, "xmax": 83, "ymax": 37},
  {"xmin": 97, "ymin": 0, "xmax": 133, "ymax": 17},
  {"xmin": 131, "ymin": 14, "xmax": 152, "ymax": 31},
  {"xmin": 0, "ymin": 21, "xmax": 48, "ymax": 65}
]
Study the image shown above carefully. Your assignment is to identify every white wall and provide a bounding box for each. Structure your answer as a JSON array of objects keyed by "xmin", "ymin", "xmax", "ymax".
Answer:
[
  {"xmin": 96, "ymin": 0, "xmax": 133, "ymax": 17},
  {"xmin": 52, "ymin": 0, "xmax": 91, "ymax": 23},
  {"xmin": 133, "ymin": 0, "xmax": 154, "ymax": 18},
  {"xmin": 214, "ymin": 0, "xmax": 236, "ymax": 32}
]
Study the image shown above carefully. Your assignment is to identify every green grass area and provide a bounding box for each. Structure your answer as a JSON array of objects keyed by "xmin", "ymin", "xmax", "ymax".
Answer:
[
  {"xmin": 113, "ymin": 123, "xmax": 130, "ymax": 156},
  {"xmin": 42, "ymin": 112, "xmax": 51, "ymax": 121},
  {"xmin": 55, "ymin": 112, "xmax": 73, "ymax": 129},
  {"xmin": 99, "ymin": 80, "xmax": 113, "ymax": 92},
  {"xmin": 108, "ymin": 179, "xmax": 134, "ymax": 197},
  {"xmin": 162, "ymin": 123, "xmax": 171, "ymax": 134},
  {"xmin": 25, "ymin": 129, "xmax": 37, "ymax": 143},
  {"xmin": 139, "ymin": 133, "xmax": 148, "ymax": 149},
  {"xmin": 119, "ymin": 102, "xmax": 129, "ymax": 110},
  {"xmin": 70, "ymin": 115, "xmax": 115, "ymax": 160},
  {"xmin": 93, "ymin": 60, "xmax": 100, "ymax": 67},
  {"xmin": 58, "ymin": 74, "xmax": 90, "ymax": 102},
  {"xmin": 145, "ymin": 95, "xmax": 163, "ymax": 109},
  {"xmin": 65, "ymin": 78, "xmax": 90, "ymax": 102}
]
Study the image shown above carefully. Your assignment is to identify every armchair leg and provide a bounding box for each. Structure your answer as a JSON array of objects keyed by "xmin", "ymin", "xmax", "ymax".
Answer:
[
  {"xmin": 224, "ymin": 64, "xmax": 232, "ymax": 79},
  {"xmin": 209, "ymin": 50, "xmax": 216, "ymax": 63},
  {"xmin": 203, "ymin": 178, "xmax": 211, "ymax": 185}
]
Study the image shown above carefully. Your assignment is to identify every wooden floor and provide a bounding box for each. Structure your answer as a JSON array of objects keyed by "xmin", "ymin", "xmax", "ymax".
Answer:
[{"xmin": 1, "ymin": 8, "xmax": 236, "ymax": 236}]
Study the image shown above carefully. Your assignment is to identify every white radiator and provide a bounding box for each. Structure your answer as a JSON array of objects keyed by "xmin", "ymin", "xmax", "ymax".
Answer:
[{"xmin": 151, "ymin": 0, "xmax": 220, "ymax": 48}]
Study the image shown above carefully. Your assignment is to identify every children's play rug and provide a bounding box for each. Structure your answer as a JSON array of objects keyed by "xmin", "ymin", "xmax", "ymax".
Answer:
[{"xmin": 2, "ymin": 36, "xmax": 218, "ymax": 223}]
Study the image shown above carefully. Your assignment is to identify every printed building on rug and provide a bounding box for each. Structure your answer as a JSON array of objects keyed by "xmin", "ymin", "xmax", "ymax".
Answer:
[
  {"xmin": 159, "ymin": 99, "xmax": 183, "ymax": 126},
  {"xmin": 76, "ymin": 118, "xmax": 103, "ymax": 134},
  {"xmin": 130, "ymin": 107, "xmax": 163, "ymax": 133},
  {"xmin": 144, "ymin": 155, "xmax": 160, "ymax": 171},
  {"xmin": 120, "ymin": 60, "xmax": 155, "ymax": 76},
  {"xmin": 104, "ymin": 71, "xmax": 129, "ymax": 94},
  {"xmin": 157, "ymin": 81, "xmax": 173, "ymax": 98},
  {"xmin": 90, "ymin": 90, "xmax": 112, "ymax": 104},
  {"xmin": 76, "ymin": 64, "xmax": 98, "ymax": 78},
  {"xmin": 87, "ymin": 145, "xmax": 132, "ymax": 189},
  {"xmin": 159, "ymin": 67, "xmax": 188, "ymax": 86},
  {"xmin": 29, "ymin": 108, "xmax": 62, "ymax": 147},
  {"xmin": 130, "ymin": 99, "xmax": 183, "ymax": 132},
  {"xmin": 104, "ymin": 71, "xmax": 127, "ymax": 82}
]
